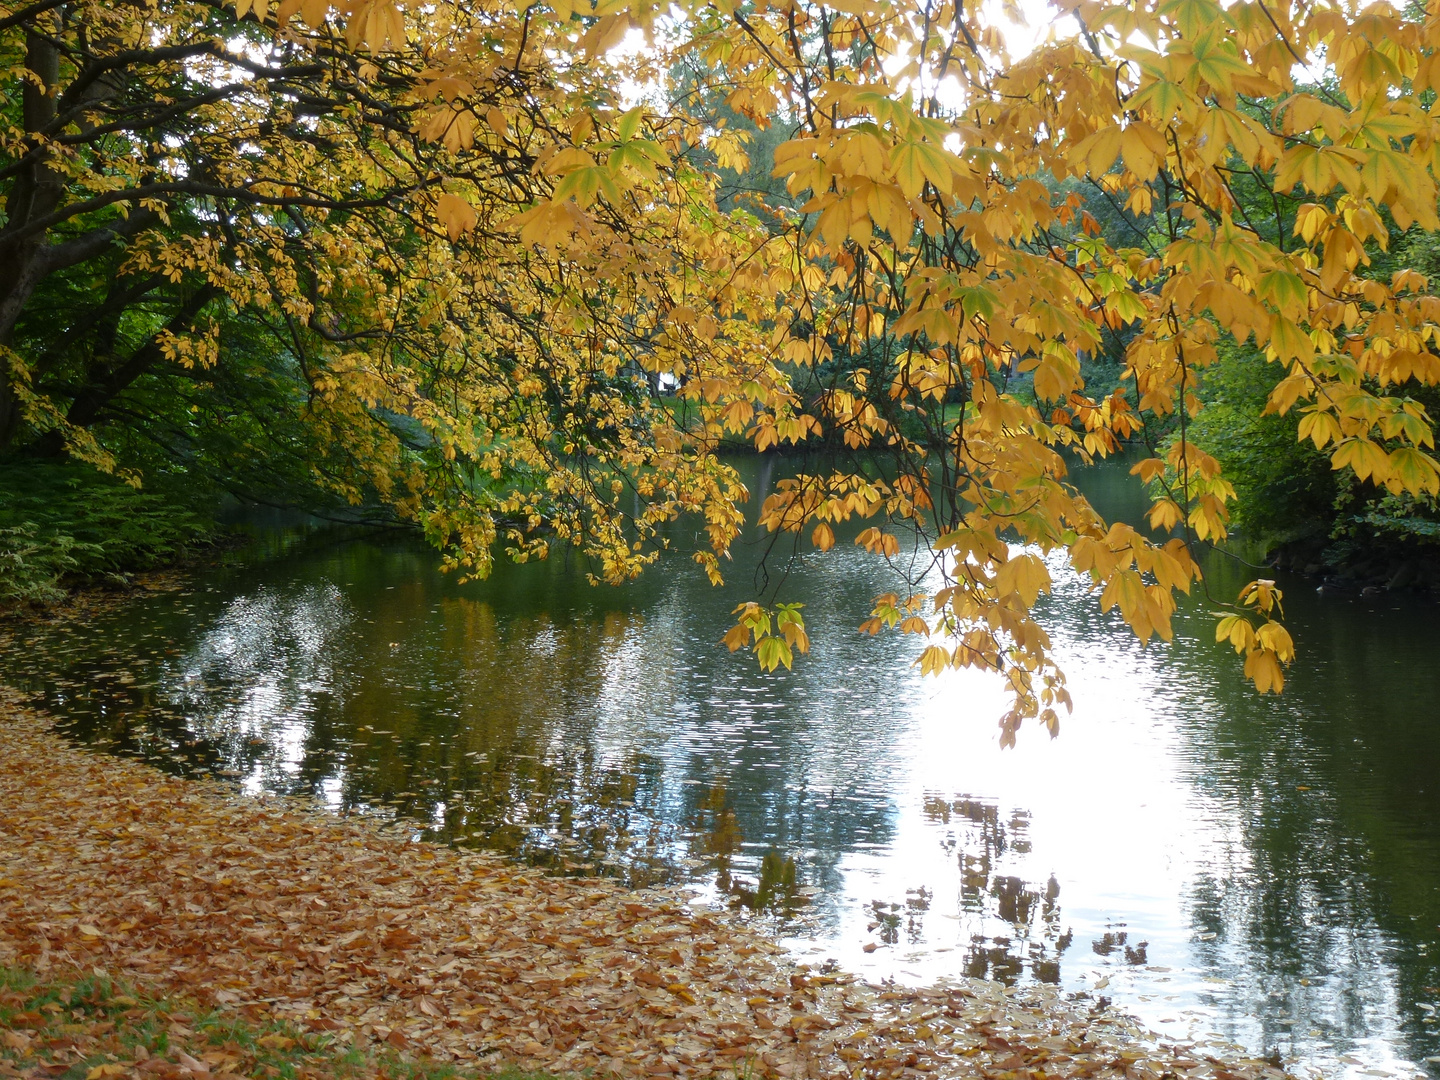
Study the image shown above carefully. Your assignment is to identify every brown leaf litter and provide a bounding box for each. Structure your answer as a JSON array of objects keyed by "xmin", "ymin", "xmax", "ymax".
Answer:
[{"xmin": 0, "ymin": 686, "xmax": 1289, "ymax": 1080}]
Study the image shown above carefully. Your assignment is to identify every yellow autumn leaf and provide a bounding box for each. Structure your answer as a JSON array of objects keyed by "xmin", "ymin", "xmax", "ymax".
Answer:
[
  {"xmin": 1244, "ymin": 647, "xmax": 1286, "ymax": 694},
  {"xmin": 917, "ymin": 644, "xmax": 950, "ymax": 676},
  {"xmin": 1215, "ymin": 614, "xmax": 1256, "ymax": 655},
  {"xmin": 435, "ymin": 192, "xmax": 477, "ymax": 242},
  {"xmin": 994, "ymin": 553, "xmax": 1050, "ymax": 607}
]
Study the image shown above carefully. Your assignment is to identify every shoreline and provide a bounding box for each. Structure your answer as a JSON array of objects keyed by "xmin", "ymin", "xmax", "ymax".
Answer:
[{"xmin": 0, "ymin": 686, "xmax": 1286, "ymax": 1080}]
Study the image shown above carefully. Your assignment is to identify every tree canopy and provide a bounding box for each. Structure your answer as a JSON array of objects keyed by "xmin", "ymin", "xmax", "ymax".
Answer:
[{"xmin": 6, "ymin": 0, "xmax": 1440, "ymax": 740}]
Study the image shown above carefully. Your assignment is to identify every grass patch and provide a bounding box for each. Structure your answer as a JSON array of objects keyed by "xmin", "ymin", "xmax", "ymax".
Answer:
[{"xmin": 0, "ymin": 968, "xmax": 556, "ymax": 1080}]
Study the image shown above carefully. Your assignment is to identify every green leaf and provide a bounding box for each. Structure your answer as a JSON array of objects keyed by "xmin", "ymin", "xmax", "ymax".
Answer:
[
  {"xmin": 1189, "ymin": 31, "xmax": 1250, "ymax": 91},
  {"xmin": 1130, "ymin": 78, "xmax": 1192, "ymax": 122},
  {"xmin": 891, "ymin": 140, "xmax": 954, "ymax": 199},
  {"xmin": 958, "ymin": 285, "xmax": 999, "ymax": 324},
  {"xmin": 755, "ymin": 635, "xmax": 794, "ymax": 672},
  {"xmin": 616, "ymin": 105, "xmax": 644, "ymax": 143},
  {"xmin": 1256, "ymin": 269, "xmax": 1307, "ymax": 316}
]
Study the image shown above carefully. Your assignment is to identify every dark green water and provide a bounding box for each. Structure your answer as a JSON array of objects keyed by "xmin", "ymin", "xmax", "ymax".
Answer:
[{"xmin": 3, "ymin": 457, "xmax": 1439, "ymax": 1079}]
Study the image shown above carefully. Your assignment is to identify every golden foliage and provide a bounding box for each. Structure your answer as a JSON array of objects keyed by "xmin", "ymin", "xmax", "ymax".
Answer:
[{"xmin": 11, "ymin": 0, "xmax": 1440, "ymax": 734}]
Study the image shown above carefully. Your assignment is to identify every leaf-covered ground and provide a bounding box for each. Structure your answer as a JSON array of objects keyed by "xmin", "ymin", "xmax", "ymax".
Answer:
[{"xmin": 0, "ymin": 687, "xmax": 1288, "ymax": 1080}]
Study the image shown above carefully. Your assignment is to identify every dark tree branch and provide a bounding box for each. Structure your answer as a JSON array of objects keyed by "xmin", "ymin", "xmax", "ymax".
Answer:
[{"xmin": 37, "ymin": 209, "xmax": 161, "ymax": 275}]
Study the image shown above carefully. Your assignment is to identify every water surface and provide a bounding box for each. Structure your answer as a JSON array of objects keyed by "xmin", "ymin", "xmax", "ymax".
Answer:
[{"xmin": 4, "ymin": 458, "xmax": 1439, "ymax": 1079}]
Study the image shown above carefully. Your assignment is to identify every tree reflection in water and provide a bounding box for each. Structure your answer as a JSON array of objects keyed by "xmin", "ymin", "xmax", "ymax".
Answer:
[{"xmin": 920, "ymin": 794, "xmax": 1069, "ymax": 985}]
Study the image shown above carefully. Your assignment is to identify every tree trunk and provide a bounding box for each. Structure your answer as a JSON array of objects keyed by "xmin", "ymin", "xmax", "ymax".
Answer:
[
  {"xmin": 25, "ymin": 285, "xmax": 220, "ymax": 458},
  {"xmin": 0, "ymin": 31, "xmax": 65, "ymax": 451}
]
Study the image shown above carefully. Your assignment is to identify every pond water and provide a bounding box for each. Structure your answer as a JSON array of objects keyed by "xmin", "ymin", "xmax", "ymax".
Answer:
[{"xmin": 3, "ymin": 457, "xmax": 1440, "ymax": 1079}]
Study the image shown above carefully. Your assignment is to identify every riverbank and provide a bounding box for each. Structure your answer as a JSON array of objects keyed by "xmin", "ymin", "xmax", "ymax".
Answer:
[
  {"xmin": 0, "ymin": 462, "xmax": 224, "ymax": 610},
  {"xmin": 0, "ymin": 686, "xmax": 1285, "ymax": 1080}
]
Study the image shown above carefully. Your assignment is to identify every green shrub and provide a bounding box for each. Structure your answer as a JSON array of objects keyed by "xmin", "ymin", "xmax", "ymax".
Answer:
[
  {"xmin": 0, "ymin": 523, "xmax": 96, "ymax": 605},
  {"xmin": 1184, "ymin": 342, "xmax": 1336, "ymax": 552},
  {"xmin": 1182, "ymin": 340, "xmax": 1440, "ymax": 580},
  {"xmin": 0, "ymin": 461, "xmax": 220, "ymax": 604}
]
